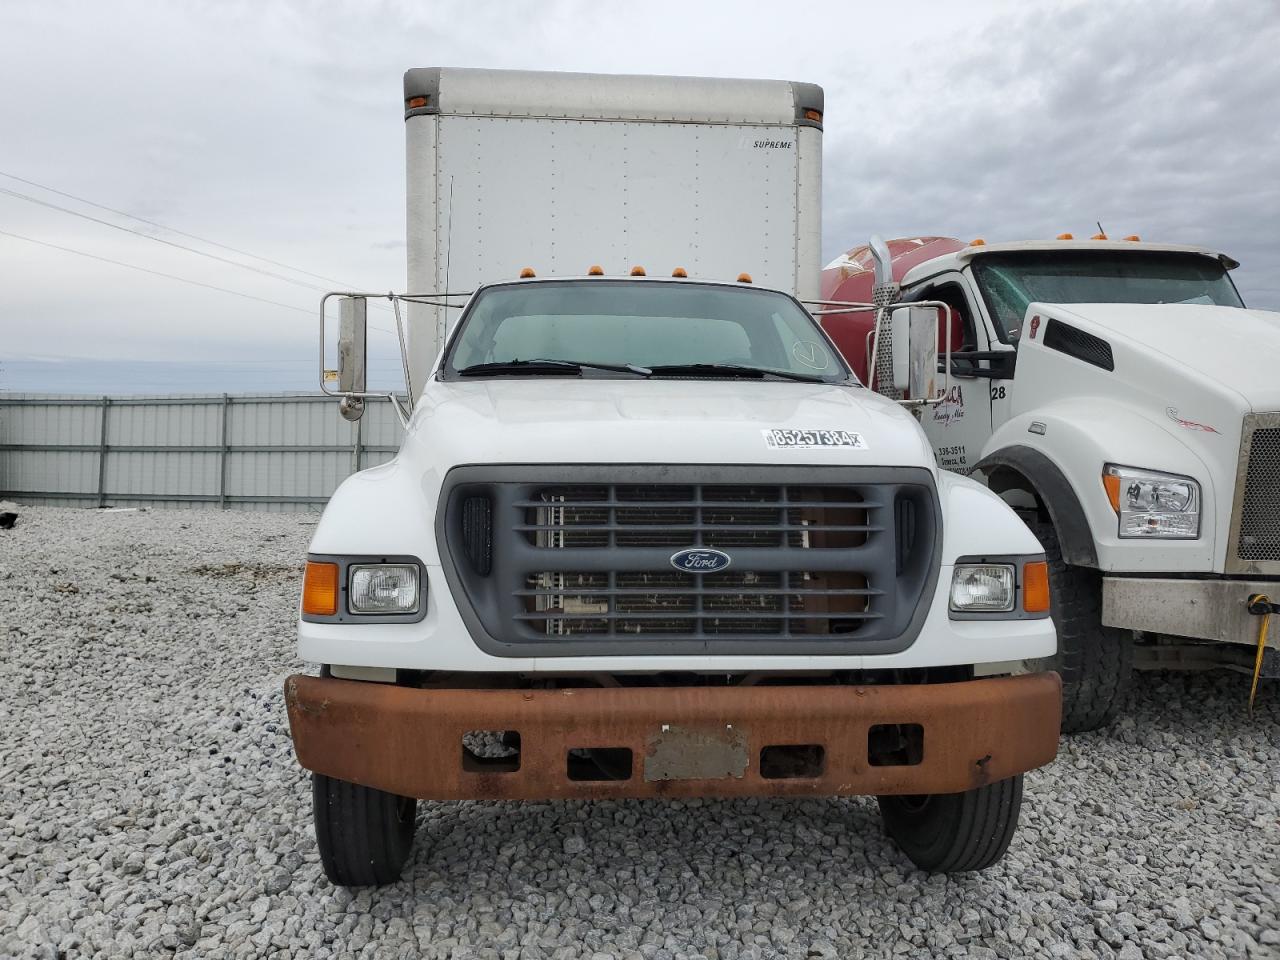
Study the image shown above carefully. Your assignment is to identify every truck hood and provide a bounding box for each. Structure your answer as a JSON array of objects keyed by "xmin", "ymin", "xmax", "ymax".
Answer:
[
  {"xmin": 1048, "ymin": 304, "xmax": 1280, "ymax": 411},
  {"xmin": 404, "ymin": 378, "xmax": 934, "ymax": 468}
]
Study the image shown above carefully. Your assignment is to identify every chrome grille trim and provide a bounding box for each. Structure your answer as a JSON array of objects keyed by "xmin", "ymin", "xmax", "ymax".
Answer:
[{"xmin": 1226, "ymin": 412, "xmax": 1280, "ymax": 574}]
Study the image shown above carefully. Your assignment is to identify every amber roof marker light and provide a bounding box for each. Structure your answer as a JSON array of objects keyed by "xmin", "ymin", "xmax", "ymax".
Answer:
[
  {"xmin": 519, "ymin": 267, "xmax": 536, "ymax": 278},
  {"xmin": 587, "ymin": 265, "xmax": 604, "ymax": 276},
  {"xmin": 671, "ymin": 267, "xmax": 688, "ymax": 278},
  {"xmin": 737, "ymin": 272, "xmax": 753, "ymax": 283},
  {"xmin": 630, "ymin": 266, "xmax": 647, "ymax": 276}
]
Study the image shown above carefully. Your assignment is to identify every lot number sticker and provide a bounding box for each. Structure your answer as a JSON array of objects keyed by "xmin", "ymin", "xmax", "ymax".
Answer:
[{"xmin": 763, "ymin": 428, "xmax": 868, "ymax": 450}]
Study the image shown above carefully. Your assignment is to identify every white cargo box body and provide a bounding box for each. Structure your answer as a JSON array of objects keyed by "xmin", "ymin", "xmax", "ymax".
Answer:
[{"xmin": 402, "ymin": 66, "xmax": 824, "ymax": 394}]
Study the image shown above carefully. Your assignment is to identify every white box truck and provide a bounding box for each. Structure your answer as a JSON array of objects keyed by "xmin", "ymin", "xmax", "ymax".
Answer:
[
  {"xmin": 821, "ymin": 235, "xmax": 1280, "ymax": 732},
  {"xmin": 284, "ymin": 68, "xmax": 1061, "ymax": 887}
]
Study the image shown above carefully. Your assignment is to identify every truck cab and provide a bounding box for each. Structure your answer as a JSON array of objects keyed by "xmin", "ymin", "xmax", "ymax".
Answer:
[{"xmin": 821, "ymin": 236, "xmax": 1278, "ymax": 731}]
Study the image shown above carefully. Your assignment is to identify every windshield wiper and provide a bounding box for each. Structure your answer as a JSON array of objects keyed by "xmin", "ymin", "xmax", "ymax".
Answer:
[
  {"xmin": 646, "ymin": 363, "xmax": 827, "ymax": 383},
  {"xmin": 457, "ymin": 359, "xmax": 821, "ymax": 381},
  {"xmin": 456, "ymin": 358, "xmax": 652, "ymax": 377}
]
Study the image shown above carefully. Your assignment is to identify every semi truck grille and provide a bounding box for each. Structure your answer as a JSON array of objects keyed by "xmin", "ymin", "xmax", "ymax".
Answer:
[
  {"xmin": 1233, "ymin": 420, "xmax": 1280, "ymax": 566},
  {"xmin": 438, "ymin": 466, "xmax": 941, "ymax": 657}
]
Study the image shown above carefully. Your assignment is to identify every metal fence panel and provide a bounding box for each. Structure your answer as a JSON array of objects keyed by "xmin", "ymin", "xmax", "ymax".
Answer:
[{"xmin": 0, "ymin": 393, "xmax": 405, "ymax": 512}]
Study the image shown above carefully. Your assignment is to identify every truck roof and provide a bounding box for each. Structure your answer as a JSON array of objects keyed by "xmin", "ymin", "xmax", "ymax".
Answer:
[
  {"xmin": 474, "ymin": 274, "xmax": 794, "ymax": 296},
  {"xmin": 403, "ymin": 67, "xmax": 823, "ymax": 127},
  {"xmin": 901, "ymin": 239, "xmax": 1239, "ymax": 286}
]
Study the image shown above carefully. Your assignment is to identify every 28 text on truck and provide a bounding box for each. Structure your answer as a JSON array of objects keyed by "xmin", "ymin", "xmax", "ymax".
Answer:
[
  {"xmin": 283, "ymin": 68, "xmax": 1062, "ymax": 886},
  {"xmin": 820, "ymin": 235, "xmax": 1279, "ymax": 732}
]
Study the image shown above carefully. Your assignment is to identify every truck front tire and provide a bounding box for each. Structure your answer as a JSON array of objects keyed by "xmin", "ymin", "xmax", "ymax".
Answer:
[
  {"xmin": 1028, "ymin": 517, "xmax": 1133, "ymax": 733},
  {"xmin": 312, "ymin": 773, "xmax": 418, "ymax": 886},
  {"xmin": 878, "ymin": 775, "xmax": 1023, "ymax": 872}
]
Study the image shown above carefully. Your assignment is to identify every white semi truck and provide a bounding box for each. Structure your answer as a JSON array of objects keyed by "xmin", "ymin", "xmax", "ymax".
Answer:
[
  {"xmin": 284, "ymin": 68, "xmax": 1061, "ymax": 887},
  {"xmin": 822, "ymin": 236, "xmax": 1280, "ymax": 732}
]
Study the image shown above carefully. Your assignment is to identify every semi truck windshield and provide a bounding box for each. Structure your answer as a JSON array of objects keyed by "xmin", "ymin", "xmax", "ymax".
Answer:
[
  {"xmin": 973, "ymin": 252, "xmax": 1244, "ymax": 341},
  {"xmin": 445, "ymin": 280, "xmax": 850, "ymax": 382}
]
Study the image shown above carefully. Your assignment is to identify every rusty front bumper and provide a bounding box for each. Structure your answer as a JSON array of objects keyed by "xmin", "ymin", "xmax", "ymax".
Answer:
[{"xmin": 284, "ymin": 672, "xmax": 1061, "ymax": 801}]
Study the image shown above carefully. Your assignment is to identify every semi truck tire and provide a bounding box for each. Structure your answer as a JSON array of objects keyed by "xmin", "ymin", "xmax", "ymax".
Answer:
[
  {"xmin": 1028, "ymin": 517, "xmax": 1133, "ymax": 733},
  {"xmin": 877, "ymin": 775, "xmax": 1023, "ymax": 872},
  {"xmin": 312, "ymin": 773, "xmax": 417, "ymax": 886}
]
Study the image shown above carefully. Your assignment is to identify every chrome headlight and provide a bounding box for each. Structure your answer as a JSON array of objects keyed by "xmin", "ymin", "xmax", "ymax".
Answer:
[
  {"xmin": 1103, "ymin": 465, "xmax": 1200, "ymax": 539},
  {"xmin": 949, "ymin": 558, "xmax": 1050, "ymax": 618},
  {"xmin": 349, "ymin": 563, "xmax": 420, "ymax": 614},
  {"xmin": 949, "ymin": 564, "xmax": 1015, "ymax": 613}
]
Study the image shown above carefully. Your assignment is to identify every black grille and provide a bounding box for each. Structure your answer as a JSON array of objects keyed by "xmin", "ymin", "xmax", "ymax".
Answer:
[
  {"xmin": 519, "ymin": 483, "xmax": 874, "ymax": 551},
  {"xmin": 461, "ymin": 496, "xmax": 493, "ymax": 576},
  {"xmin": 1043, "ymin": 320, "xmax": 1115, "ymax": 371},
  {"xmin": 439, "ymin": 467, "xmax": 941, "ymax": 656},
  {"xmin": 516, "ymin": 568, "xmax": 876, "ymax": 637}
]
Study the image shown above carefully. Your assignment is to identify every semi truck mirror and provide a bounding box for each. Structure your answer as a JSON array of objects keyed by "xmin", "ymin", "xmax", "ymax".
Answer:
[
  {"xmin": 889, "ymin": 307, "xmax": 911, "ymax": 393},
  {"xmin": 888, "ymin": 306, "xmax": 941, "ymax": 400},
  {"xmin": 338, "ymin": 296, "xmax": 367, "ymax": 422}
]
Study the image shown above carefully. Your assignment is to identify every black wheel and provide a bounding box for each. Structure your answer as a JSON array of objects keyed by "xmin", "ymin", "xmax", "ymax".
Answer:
[
  {"xmin": 312, "ymin": 772, "xmax": 417, "ymax": 886},
  {"xmin": 878, "ymin": 775, "xmax": 1023, "ymax": 872},
  {"xmin": 1027, "ymin": 516, "xmax": 1133, "ymax": 733}
]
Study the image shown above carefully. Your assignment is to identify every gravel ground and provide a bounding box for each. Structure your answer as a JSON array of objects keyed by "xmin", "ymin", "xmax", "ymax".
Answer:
[{"xmin": 1, "ymin": 504, "xmax": 1277, "ymax": 960}]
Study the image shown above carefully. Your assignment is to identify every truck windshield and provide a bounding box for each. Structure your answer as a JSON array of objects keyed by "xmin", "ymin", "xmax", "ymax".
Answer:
[
  {"xmin": 444, "ymin": 280, "xmax": 850, "ymax": 382},
  {"xmin": 973, "ymin": 252, "xmax": 1244, "ymax": 342}
]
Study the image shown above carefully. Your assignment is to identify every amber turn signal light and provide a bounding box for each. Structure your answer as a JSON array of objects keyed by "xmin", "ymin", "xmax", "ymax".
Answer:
[
  {"xmin": 302, "ymin": 561, "xmax": 339, "ymax": 617},
  {"xmin": 1022, "ymin": 561, "xmax": 1051, "ymax": 613},
  {"xmin": 1103, "ymin": 471, "xmax": 1122, "ymax": 513}
]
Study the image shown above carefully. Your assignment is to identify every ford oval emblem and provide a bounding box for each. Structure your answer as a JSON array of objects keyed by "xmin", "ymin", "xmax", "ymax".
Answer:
[{"xmin": 670, "ymin": 548, "xmax": 732, "ymax": 573}]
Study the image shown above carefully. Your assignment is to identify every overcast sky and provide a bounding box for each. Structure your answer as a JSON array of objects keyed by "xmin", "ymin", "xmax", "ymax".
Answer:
[{"xmin": 2, "ymin": 0, "xmax": 1277, "ymax": 366}]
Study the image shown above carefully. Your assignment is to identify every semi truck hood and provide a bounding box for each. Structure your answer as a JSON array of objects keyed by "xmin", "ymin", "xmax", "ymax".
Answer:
[
  {"xmin": 405, "ymin": 378, "xmax": 934, "ymax": 468},
  {"xmin": 1047, "ymin": 304, "xmax": 1280, "ymax": 411}
]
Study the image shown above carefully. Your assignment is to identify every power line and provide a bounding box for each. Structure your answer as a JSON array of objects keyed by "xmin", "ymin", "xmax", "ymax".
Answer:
[
  {"xmin": 0, "ymin": 228, "xmax": 313, "ymax": 314},
  {"xmin": 0, "ymin": 174, "xmax": 398, "ymax": 316},
  {"xmin": 0, "ymin": 169, "xmax": 354, "ymax": 288},
  {"xmin": 0, "ymin": 185, "xmax": 334, "ymax": 294},
  {"xmin": 0, "ymin": 228, "xmax": 398, "ymax": 336}
]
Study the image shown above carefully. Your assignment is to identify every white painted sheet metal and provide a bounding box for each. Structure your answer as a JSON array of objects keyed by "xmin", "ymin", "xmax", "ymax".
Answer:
[
  {"xmin": 406, "ymin": 115, "xmax": 819, "ymax": 391},
  {"xmin": 402, "ymin": 67, "xmax": 824, "ymax": 396}
]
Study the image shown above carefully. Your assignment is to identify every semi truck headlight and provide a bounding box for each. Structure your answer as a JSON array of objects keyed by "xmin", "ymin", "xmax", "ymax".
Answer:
[
  {"xmin": 349, "ymin": 564, "xmax": 420, "ymax": 614},
  {"xmin": 950, "ymin": 564, "xmax": 1015, "ymax": 613},
  {"xmin": 1103, "ymin": 465, "xmax": 1200, "ymax": 539}
]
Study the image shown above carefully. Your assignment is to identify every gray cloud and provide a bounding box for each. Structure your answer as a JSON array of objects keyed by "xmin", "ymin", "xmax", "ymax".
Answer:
[
  {"xmin": 1, "ymin": 0, "xmax": 1276, "ymax": 368},
  {"xmin": 822, "ymin": 0, "xmax": 1280, "ymax": 307}
]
